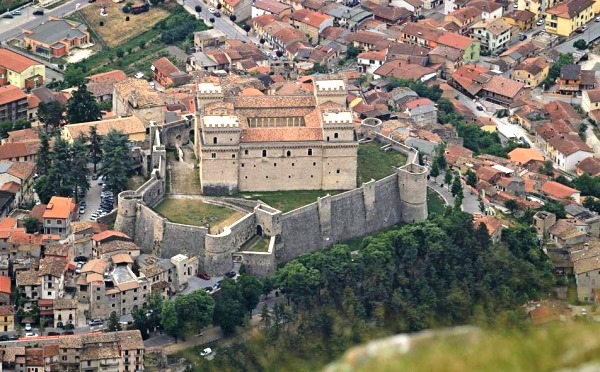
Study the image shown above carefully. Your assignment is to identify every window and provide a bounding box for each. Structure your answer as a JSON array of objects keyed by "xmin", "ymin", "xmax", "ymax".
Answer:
[
  {"xmin": 213, "ymin": 137, "xmax": 218, "ymax": 144},
  {"xmin": 292, "ymin": 163, "xmax": 295, "ymax": 166},
  {"xmin": 262, "ymin": 150, "xmax": 267, "ymax": 157},
  {"xmin": 327, "ymin": 136, "xmax": 330, "ymax": 142},
  {"xmin": 232, "ymin": 154, "xmax": 236, "ymax": 158},
  {"xmin": 96, "ymin": 296, "xmax": 100, "ymax": 300},
  {"xmin": 244, "ymin": 150, "xmax": 248, "ymax": 155},
  {"xmin": 112, "ymin": 304, "xmax": 116, "ymax": 308},
  {"xmin": 46, "ymin": 219, "xmax": 51, "ymax": 224},
  {"xmin": 57, "ymin": 219, "xmax": 62, "ymax": 225},
  {"xmin": 334, "ymin": 133, "xmax": 339, "ymax": 139},
  {"xmin": 308, "ymin": 148, "xmax": 313, "ymax": 156},
  {"xmin": 336, "ymin": 169, "xmax": 340, "ymax": 174},
  {"xmin": 286, "ymin": 150, "xmax": 291, "ymax": 156},
  {"xmin": 241, "ymin": 163, "xmax": 245, "ymax": 167},
  {"xmin": 313, "ymin": 162, "xmax": 316, "ymax": 166},
  {"xmin": 211, "ymin": 153, "xmax": 216, "ymax": 159},
  {"xmin": 274, "ymin": 163, "xmax": 277, "ymax": 167},
  {"xmin": 48, "ymin": 292, "xmax": 52, "ymax": 296}
]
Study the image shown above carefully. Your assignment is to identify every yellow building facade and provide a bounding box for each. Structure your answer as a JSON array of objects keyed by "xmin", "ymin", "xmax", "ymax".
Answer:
[{"xmin": 545, "ymin": 0, "xmax": 594, "ymax": 36}]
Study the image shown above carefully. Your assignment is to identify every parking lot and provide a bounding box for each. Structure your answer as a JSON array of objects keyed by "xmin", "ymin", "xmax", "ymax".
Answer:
[
  {"xmin": 79, "ymin": 175, "xmax": 114, "ymax": 221},
  {"xmin": 181, "ymin": 262, "xmax": 241, "ymax": 295}
]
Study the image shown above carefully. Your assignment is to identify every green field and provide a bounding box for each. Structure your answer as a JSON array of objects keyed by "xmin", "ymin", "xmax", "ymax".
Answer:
[
  {"xmin": 427, "ymin": 189, "xmax": 447, "ymax": 216},
  {"xmin": 154, "ymin": 198, "xmax": 245, "ymax": 230},
  {"xmin": 357, "ymin": 142, "xmax": 407, "ymax": 185},
  {"xmin": 239, "ymin": 190, "xmax": 340, "ymax": 212}
]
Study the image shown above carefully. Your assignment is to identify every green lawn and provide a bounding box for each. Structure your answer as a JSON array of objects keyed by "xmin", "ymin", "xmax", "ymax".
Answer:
[
  {"xmin": 246, "ymin": 236, "xmax": 271, "ymax": 252},
  {"xmin": 357, "ymin": 142, "xmax": 407, "ymax": 185},
  {"xmin": 154, "ymin": 197, "xmax": 240, "ymax": 227},
  {"xmin": 427, "ymin": 189, "xmax": 447, "ymax": 216},
  {"xmin": 239, "ymin": 190, "xmax": 341, "ymax": 212}
]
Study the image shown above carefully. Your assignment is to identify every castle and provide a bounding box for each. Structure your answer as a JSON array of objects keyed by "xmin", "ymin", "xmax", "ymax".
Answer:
[
  {"xmin": 194, "ymin": 78, "xmax": 358, "ymax": 194},
  {"xmin": 113, "ymin": 78, "xmax": 429, "ymax": 277}
]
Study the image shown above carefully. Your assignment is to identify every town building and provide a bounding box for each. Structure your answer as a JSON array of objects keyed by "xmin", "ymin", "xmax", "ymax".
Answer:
[
  {"xmin": 0, "ymin": 84, "xmax": 28, "ymax": 123},
  {"xmin": 193, "ymin": 29, "xmax": 228, "ymax": 50},
  {"xmin": 469, "ymin": 18, "xmax": 513, "ymax": 55},
  {"xmin": 86, "ymin": 70, "xmax": 127, "ymax": 104},
  {"xmin": 195, "ymin": 77, "xmax": 357, "ymax": 194},
  {"xmin": 557, "ymin": 64, "xmax": 596, "ymax": 95},
  {"xmin": 502, "ymin": 9, "xmax": 536, "ymax": 31},
  {"xmin": 513, "ymin": 57, "xmax": 550, "ymax": 87},
  {"xmin": 0, "ymin": 275, "xmax": 10, "ymax": 305},
  {"xmin": 42, "ymin": 196, "xmax": 77, "ymax": 237},
  {"xmin": 582, "ymin": 88, "xmax": 600, "ymax": 116},
  {"xmin": 571, "ymin": 240, "xmax": 600, "ymax": 301},
  {"xmin": 544, "ymin": 0, "xmax": 594, "ymax": 36},
  {"xmin": 0, "ymin": 305, "xmax": 14, "ymax": 332},
  {"xmin": 218, "ymin": 0, "xmax": 252, "ymax": 21},
  {"xmin": 541, "ymin": 180, "xmax": 581, "ymax": 204},
  {"xmin": 252, "ymin": 0, "xmax": 293, "ymax": 18},
  {"xmin": 151, "ymin": 57, "xmax": 191, "ymax": 87},
  {"xmin": 474, "ymin": 215, "xmax": 503, "ymax": 243},
  {"xmin": 53, "ymin": 298, "xmax": 78, "ymax": 328},
  {"xmin": 22, "ymin": 18, "xmax": 91, "ymax": 57},
  {"xmin": 518, "ymin": 0, "xmax": 561, "ymax": 21},
  {"xmin": 287, "ymin": 9, "xmax": 334, "ymax": 44},
  {"xmin": 62, "ymin": 116, "xmax": 147, "ymax": 145},
  {"xmin": 0, "ymin": 49, "xmax": 45, "ymax": 89}
]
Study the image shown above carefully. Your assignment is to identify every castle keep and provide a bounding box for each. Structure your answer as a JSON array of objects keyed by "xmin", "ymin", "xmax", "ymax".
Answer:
[{"xmin": 194, "ymin": 77, "xmax": 357, "ymax": 195}]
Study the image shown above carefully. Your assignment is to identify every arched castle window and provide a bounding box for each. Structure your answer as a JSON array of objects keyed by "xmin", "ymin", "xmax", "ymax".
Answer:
[
  {"xmin": 211, "ymin": 153, "xmax": 216, "ymax": 158},
  {"xmin": 244, "ymin": 150, "xmax": 248, "ymax": 155},
  {"xmin": 334, "ymin": 133, "xmax": 339, "ymax": 139},
  {"xmin": 286, "ymin": 150, "xmax": 291, "ymax": 157},
  {"xmin": 308, "ymin": 148, "xmax": 313, "ymax": 156},
  {"xmin": 262, "ymin": 150, "xmax": 267, "ymax": 157},
  {"xmin": 213, "ymin": 137, "xmax": 217, "ymax": 144}
]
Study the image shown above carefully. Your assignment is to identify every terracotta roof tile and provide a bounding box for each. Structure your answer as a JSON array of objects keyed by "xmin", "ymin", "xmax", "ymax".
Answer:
[
  {"xmin": 508, "ymin": 147, "xmax": 544, "ymax": 165},
  {"xmin": 483, "ymin": 76, "xmax": 525, "ymax": 98},
  {"xmin": 87, "ymin": 70, "xmax": 127, "ymax": 84},
  {"xmin": 0, "ymin": 49, "xmax": 41, "ymax": 73},
  {"xmin": 541, "ymin": 180, "xmax": 580, "ymax": 199},
  {"xmin": 63, "ymin": 116, "xmax": 146, "ymax": 141},
  {"xmin": 0, "ymin": 85, "xmax": 27, "ymax": 106},
  {"xmin": 0, "ymin": 142, "xmax": 40, "ymax": 160},
  {"xmin": 43, "ymin": 196, "xmax": 76, "ymax": 219}
]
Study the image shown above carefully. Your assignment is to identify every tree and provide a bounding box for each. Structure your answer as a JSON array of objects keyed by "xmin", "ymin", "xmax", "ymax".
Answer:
[
  {"xmin": 243, "ymin": 24, "xmax": 251, "ymax": 33},
  {"xmin": 275, "ymin": 50, "xmax": 283, "ymax": 58},
  {"xmin": 505, "ymin": 199, "xmax": 519, "ymax": 213},
  {"xmin": 479, "ymin": 198, "xmax": 486, "ymax": 214},
  {"xmin": 573, "ymin": 39, "xmax": 588, "ymax": 50},
  {"xmin": 275, "ymin": 261, "xmax": 321, "ymax": 308},
  {"xmin": 101, "ymin": 130, "xmax": 132, "ymax": 195},
  {"xmin": 37, "ymin": 101, "xmax": 64, "ymax": 133},
  {"xmin": 116, "ymin": 49, "xmax": 124, "ymax": 58},
  {"xmin": 194, "ymin": 5, "xmax": 201, "ymax": 11},
  {"xmin": 70, "ymin": 135, "xmax": 90, "ymax": 203},
  {"xmin": 36, "ymin": 132, "xmax": 51, "ymax": 175},
  {"xmin": 35, "ymin": 136, "xmax": 74, "ymax": 204},
  {"xmin": 23, "ymin": 217, "xmax": 39, "ymax": 233},
  {"xmin": 213, "ymin": 279, "xmax": 246, "ymax": 335},
  {"xmin": 66, "ymin": 84, "xmax": 102, "ymax": 124},
  {"xmin": 230, "ymin": 15, "xmax": 237, "ymax": 22},
  {"xmin": 451, "ymin": 172, "xmax": 462, "ymax": 197},
  {"xmin": 160, "ymin": 301, "xmax": 180, "ymax": 340},
  {"xmin": 430, "ymin": 162, "xmax": 440, "ymax": 181},
  {"xmin": 63, "ymin": 65, "xmax": 86, "ymax": 87},
  {"xmin": 106, "ymin": 311, "xmax": 122, "ymax": 332},
  {"xmin": 465, "ymin": 169, "xmax": 477, "ymax": 188},
  {"xmin": 444, "ymin": 168, "xmax": 453, "ymax": 189},
  {"xmin": 238, "ymin": 274, "xmax": 263, "ymax": 315},
  {"xmin": 542, "ymin": 160, "xmax": 554, "ymax": 176},
  {"xmin": 88, "ymin": 125, "xmax": 103, "ymax": 174},
  {"xmin": 346, "ymin": 45, "xmax": 360, "ymax": 60},
  {"xmin": 174, "ymin": 290, "xmax": 215, "ymax": 332}
]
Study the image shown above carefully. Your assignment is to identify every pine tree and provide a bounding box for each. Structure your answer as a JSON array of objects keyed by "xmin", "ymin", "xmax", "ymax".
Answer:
[
  {"xmin": 71, "ymin": 135, "xmax": 90, "ymax": 203},
  {"xmin": 101, "ymin": 130, "xmax": 132, "ymax": 195},
  {"xmin": 36, "ymin": 132, "xmax": 51, "ymax": 175},
  {"xmin": 430, "ymin": 162, "xmax": 440, "ymax": 181},
  {"xmin": 37, "ymin": 101, "xmax": 64, "ymax": 133},
  {"xmin": 106, "ymin": 311, "xmax": 122, "ymax": 332},
  {"xmin": 66, "ymin": 84, "xmax": 102, "ymax": 124},
  {"xmin": 451, "ymin": 172, "xmax": 463, "ymax": 197},
  {"xmin": 88, "ymin": 125, "xmax": 102, "ymax": 174}
]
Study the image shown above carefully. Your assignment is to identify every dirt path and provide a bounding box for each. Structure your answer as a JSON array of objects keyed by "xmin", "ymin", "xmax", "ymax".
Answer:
[{"xmin": 168, "ymin": 146, "xmax": 202, "ymax": 194}]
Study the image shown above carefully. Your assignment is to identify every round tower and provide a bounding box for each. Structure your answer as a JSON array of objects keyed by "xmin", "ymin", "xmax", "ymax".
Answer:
[
  {"xmin": 397, "ymin": 163, "xmax": 428, "ymax": 223},
  {"xmin": 114, "ymin": 191, "xmax": 141, "ymax": 239}
]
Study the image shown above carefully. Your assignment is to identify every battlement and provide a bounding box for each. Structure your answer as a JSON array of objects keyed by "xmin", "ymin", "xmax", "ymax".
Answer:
[
  {"xmin": 322, "ymin": 110, "xmax": 353, "ymax": 125},
  {"xmin": 314, "ymin": 79, "xmax": 346, "ymax": 93},
  {"xmin": 197, "ymin": 82, "xmax": 223, "ymax": 95},
  {"xmin": 203, "ymin": 115, "xmax": 240, "ymax": 128}
]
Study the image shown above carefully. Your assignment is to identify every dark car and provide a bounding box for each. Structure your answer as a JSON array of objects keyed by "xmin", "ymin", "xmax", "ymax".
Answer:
[
  {"xmin": 74, "ymin": 256, "xmax": 88, "ymax": 263},
  {"xmin": 0, "ymin": 335, "xmax": 9, "ymax": 341},
  {"xmin": 197, "ymin": 273, "xmax": 211, "ymax": 280},
  {"xmin": 213, "ymin": 280, "xmax": 222, "ymax": 289},
  {"xmin": 47, "ymin": 331, "xmax": 60, "ymax": 336},
  {"xmin": 476, "ymin": 105, "xmax": 484, "ymax": 111},
  {"xmin": 2, "ymin": 13, "xmax": 13, "ymax": 18},
  {"xmin": 518, "ymin": 33, "xmax": 527, "ymax": 41},
  {"xmin": 203, "ymin": 286, "xmax": 213, "ymax": 292},
  {"xmin": 225, "ymin": 271, "xmax": 236, "ymax": 278},
  {"xmin": 63, "ymin": 324, "xmax": 75, "ymax": 330},
  {"xmin": 214, "ymin": 11, "xmax": 221, "ymax": 17},
  {"xmin": 62, "ymin": 331, "xmax": 74, "ymax": 335},
  {"xmin": 10, "ymin": 334, "xmax": 20, "ymax": 340},
  {"xmin": 32, "ymin": 9, "xmax": 44, "ymax": 15}
]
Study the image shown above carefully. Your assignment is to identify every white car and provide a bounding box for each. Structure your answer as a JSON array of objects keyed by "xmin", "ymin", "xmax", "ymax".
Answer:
[
  {"xmin": 596, "ymin": 16, "xmax": 600, "ymax": 22},
  {"xmin": 134, "ymin": 72, "xmax": 144, "ymax": 79},
  {"xmin": 512, "ymin": 3, "xmax": 517, "ymax": 8},
  {"xmin": 536, "ymin": 19, "xmax": 544, "ymax": 26},
  {"xmin": 200, "ymin": 348, "xmax": 212, "ymax": 356},
  {"xmin": 24, "ymin": 332, "xmax": 38, "ymax": 338},
  {"xmin": 208, "ymin": 7, "xmax": 216, "ymax": 13},
  {"xmin": 25, "ymin": 323, "xmax": 32, "ymax": 331},
  {"xmin": 582, "ymin": 24, "xmax": 588, "ymax": 31}
]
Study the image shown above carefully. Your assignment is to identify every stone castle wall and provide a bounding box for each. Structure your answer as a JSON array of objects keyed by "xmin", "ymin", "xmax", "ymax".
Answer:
[{"xmin": 115, "ymin": 124, "xmax": 428, "ymax": 277}]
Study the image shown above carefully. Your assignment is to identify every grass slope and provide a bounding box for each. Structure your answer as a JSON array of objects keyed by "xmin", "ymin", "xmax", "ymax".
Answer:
[{"xmin": 357, "ymin": 142, "xmax": 407, "ymax": 185}]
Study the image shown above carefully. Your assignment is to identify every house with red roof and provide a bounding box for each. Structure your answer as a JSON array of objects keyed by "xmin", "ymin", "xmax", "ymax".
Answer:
[
  {"xmin": 43, "ymin": 197, "xmax": 77, "ymax": 237},
  {"xmin": 474, "ymin": 215, "xmax": 503, "ymax": 243},
  {"xmin": 541, "ymin": 180, "xmax": 581, "ymax": 204},
  {"xmin": 218, "ymin": 0, "xmax": 252, "ymax": 21},
  {"xmin": 0, "ymin": 275, "xmax": 10, "ymax": 306},
  {"xmin": 0, "ymin": 49, "xmax": 45, "ymax": 89},
  {"xmin": 286, "ymin": 9, "xmax": 334, "ymax": 43},
  {"xmin": 0, "ymin": 85, "xmax": 28, "ymax": 123}
]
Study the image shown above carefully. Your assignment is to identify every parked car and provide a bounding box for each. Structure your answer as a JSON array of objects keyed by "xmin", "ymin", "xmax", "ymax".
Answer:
[
  {"xmin": 47, "ymin": 331, "xmax": 60, "ymax": 336},
  {"xmin": 32, "ymin": 9, "xmax": 44, "ymax": 15},
  {"xmin": 596, "ymin": 16, "xmax": 600, "ymax": 22},
  {"xmin": 2, "ymin": 13, "xmax": 13, "ymax": 18},
  {"xmin": 225, "ymin": 271, "xmax": 237, "ymax": 278},
  {"xmin": 200, "ymin": 348, "xmax": 212, "ymax": 356},
  {"xmin": 63, "ymin": 323, "xmax": 75, "ymax": 330},
  {"xmin": 208, "ymin": 7, "xmax": 216, "ymax": 13},
  {"xmin": 74, "ymin": 256, "xmax": 88, "ymax": 262},
  {"xmin": 79, "ymin": 206, "xmax": 86, "ymax": 214},
  {"xmin": 62, "ymin": 331, "xmax": 74, "ymax": 335},
  {"xmin": 197, "ymin": 273, "xmax": 211, "ymax": 280},
  {"xmin": 24, "ymin": 333, "xmax": 38, "ymax": 338},
  {"xmin": 11, "ymin": 10, "xmax": 21, "ymax": 15},
  {"xmin": 213, "ymin": 280, "xmax": 222, "ymax": 289},
  {"xmin": 214, "ymin": 11, "xmax": 221, "ymax": 17},
  {"xmin": 0, "ymin": 335, "xmax": 9, "ymax": 341},
  {"xmin": 25, "ymin": 323, "xmax": 32, "ymax": 331},
  {"xmin": 269, "ymin": 54, "xmax": 279, "ymax": 61},
  {"xmin": 91, "ymin": 174, "xmax": 98, "ymax": 180},
  {"xmin": 75, "ymin": 262, "xmax": 84, "ymax": 274},
  {"xmin": 203, "ymin": 286, "xmax": 213, "ymax": 293},
  {"xmin": 582, "ymin": 25, "xmax": 588, "ymax": 31},
  {"xmin": 518, "ymin": 33, "xmax": 527, "ymax": 41},
  {"xmin": 476, "ymin": 105, "xmax": 484, "ymax": 111},
  {"xmin": 536, "ymin": 19, "xmax": 544, "ymax": 26}
]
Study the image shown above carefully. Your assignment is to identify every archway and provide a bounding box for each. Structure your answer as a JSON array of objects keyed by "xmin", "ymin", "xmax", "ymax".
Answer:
[
  {"xmin": 189, "ymin": 129, "xmax": 195, "ymax": 143},
  {"xmin": 256, "ymin": 225, "xmax": 263, "ymax": 236}
]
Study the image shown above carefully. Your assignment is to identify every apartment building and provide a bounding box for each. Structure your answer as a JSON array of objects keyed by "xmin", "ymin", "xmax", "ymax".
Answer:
[
  {"xmin": 0, "ymin": 49, "xmax": 45, "ymax": 89},
  {"xmin": 0, "ymin": 85, "xmax": 28, "ymax": 123}
]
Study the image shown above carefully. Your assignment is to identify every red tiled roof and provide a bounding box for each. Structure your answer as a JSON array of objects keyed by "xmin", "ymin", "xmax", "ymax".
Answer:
[
  {"xmin": 474, "ymin": 215, "xmax": 502, "ymax": 235},
  {"xmin": 0, "ymin": 142, "xmax": 39, "ymax": 160},
  {"xmin": 0, "ymin": 275, "xmax": 10, "ymax": 294},
  {"xmin": 0, "ymin": 49, "xmax": 41, "ymax": 73},
  {"xmin": 152, "ymin": 57, "xmax": 180, "ymax": 76},
  {"xmin": 0, "ymin": 85, "xmax": 27, "ymax": 106},
  {"xmin": 508, "ymin": 148, "xmax": 544, "ymax": 165},
  {"xmin": 87, "ymin": 70, "xmax": 127, "ymax": 84},
  {"xmin": 241, "ymin": 127, "xmax": 323, "ymax": 142},
  {"xmin": 92, "ymin": 230, "xmax": 130, "ymax": 242},
  {"xmin": 43, "ymin": 196, "xmax": 76, "ymax": 219},
  {"xmin": 437, "ymin": 32, "xmax": 473, "ymax": 51},
  {"xmin": 541, "ymin": 180, "xmax": 579, "ymax": 199}
]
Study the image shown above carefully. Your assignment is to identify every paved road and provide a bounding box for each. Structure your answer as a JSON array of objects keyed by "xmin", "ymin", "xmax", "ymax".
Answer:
[
  {"xmin": 428, "ymin": 178, "xmax": 479, "ymax": 214},
  {"xmin": 79, "ymin": 173, "xmax": 107, "ymax": 221},
  {"xmin": 555, "ymin": 19, "xmax": 600, "ymax": 54},
  {"xmin": 181, "ymin": 0, "xmax": 251, "ymax": 43},
  {"xmin": 0, "ymin": 0, "xmax": 87, "ymax": 42}
]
